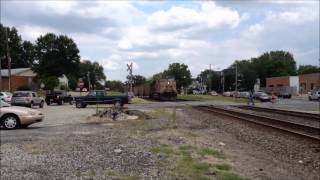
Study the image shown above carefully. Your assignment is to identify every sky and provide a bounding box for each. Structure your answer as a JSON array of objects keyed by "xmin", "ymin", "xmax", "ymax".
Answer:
[{"xmin": 1, "ymin": 0, "xmax": 319, "ymax": 81}]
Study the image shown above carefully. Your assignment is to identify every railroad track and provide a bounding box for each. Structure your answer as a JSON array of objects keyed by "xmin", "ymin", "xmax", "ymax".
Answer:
[
  {"xmin": 195, "ymin": 105, "xmax": 320, "ymax": 141},
  {"xmin": 236, "ymin": 105, "xmax": 320, "ymax": 121}
]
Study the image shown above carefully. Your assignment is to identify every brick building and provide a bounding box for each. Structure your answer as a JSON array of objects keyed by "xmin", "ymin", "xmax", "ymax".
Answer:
[
  {"xmin": 299, "ymin": 73, "xmax": 320, "ymax": 93},
  {"xmin": 0, "ymin": 68, "xmax": 37, "ymax": 91},
  {"xmin": 266, "ymin": 73, "xmax": 320, "ymax": 94},
  {"xmin": 266, "ymin": 76, "xmax": 299, "ymax": 95}
]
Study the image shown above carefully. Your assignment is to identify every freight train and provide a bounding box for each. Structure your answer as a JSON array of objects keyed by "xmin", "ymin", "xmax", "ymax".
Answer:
[{"xmin": 133, "ymin": 78, "xmax": 177, "ymax": 101}]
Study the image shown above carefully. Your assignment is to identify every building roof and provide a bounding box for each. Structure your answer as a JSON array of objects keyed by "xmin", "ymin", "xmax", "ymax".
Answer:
[{"xmin": 0, "ymin": 68, "xmax": 36, "ymax": 77}]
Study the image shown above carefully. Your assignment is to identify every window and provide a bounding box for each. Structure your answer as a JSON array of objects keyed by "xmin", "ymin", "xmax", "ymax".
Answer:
[
  {"xmin": 32, "ymin": 93, "xmax": 37, "ymax": 97},
  {"xmin": 88, "ymin": 91, "xmax": 96, "ymax": 96}
]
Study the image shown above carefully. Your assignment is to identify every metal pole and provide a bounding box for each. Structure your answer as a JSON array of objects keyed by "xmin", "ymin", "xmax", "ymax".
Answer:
[
  {"xmin": 235, "ymin": 62, "xmax": 238, "ymax": 92},
  {"xmin": 5, "ymin": 28, "xmax": 12, "ymax": 92},
  {"xmin": 87, "ymin": 72, "xmax": 91, "ymax": 91}
]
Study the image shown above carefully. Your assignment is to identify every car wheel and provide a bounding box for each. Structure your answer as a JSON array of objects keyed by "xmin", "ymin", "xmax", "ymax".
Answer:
[
  {"xmin": 46, "ymin": 100, "xmax": 51, "ymax": 106},
  {"xmin": 29, "ymin": 101, "xmax": 34, "ymax": 108},
  {"xmin": 76, "ymin": 101, "xmax": 83, "ymax": 108},
  {"xmin": 39, "ymin": 101, "xmax": 44, "ymax": 108},
  {"xmin": 2, "ymin": 114, "xmax": 20, "ymax": 129},
  {"xmin": 69, "ymin": 100, "xmax": 74, "ymax": 105}
]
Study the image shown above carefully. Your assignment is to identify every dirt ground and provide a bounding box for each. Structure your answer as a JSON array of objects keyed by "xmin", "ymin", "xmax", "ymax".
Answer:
[{"xmin": 1, "ymin": 102, "xmax": 319, "ymax": 179}]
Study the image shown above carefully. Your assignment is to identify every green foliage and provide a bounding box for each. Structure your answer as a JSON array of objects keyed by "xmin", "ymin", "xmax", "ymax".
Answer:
[
  {"xmin": 126, "ymin": 75, "xmax": 147, "ymax": 86},
  {"xmin": 298, "ymin": 65, "xmax": 319, "ymax": 74},
  {"xmin": 199, "ymin": 148, "xmax": 225, "ymax": 159},
  {"xmin": 197, "ymin": 69, "xmax": 221, "ymax": 92},
  {"xmin": 33, "ymin": 33, "xmax": 80, "ymax": 78},
  {"xmin": 79, "ymin": 60, "xmax": 106, "ymax": 89},
  {"xmin": 0, "ymin": 24, "xmax": 34, "ymax": 68},
  {"xmin": 215, "ymin": 164, "xmax": 232, "ymax": 171},
  {"xmin": 163, "ymin": 63, "xmax": 192, "ymax": 91},
  {"xmin": 221, "ymin": 50, "xmax": 297, "ymax": 89},
  {"xmin": 105, "ymin": 80, "xmax": 124, "ymax": 92},
  {"xmin": 147, "ymin": 72, "xmax": 164, "ymax": 84},
  {"xmin": 67, "ymin": 75, "xmax": 78, "ymax": 90},
  {"xmin": 40, "ymin": 76, "xmax": 59, "ymax": 90}
]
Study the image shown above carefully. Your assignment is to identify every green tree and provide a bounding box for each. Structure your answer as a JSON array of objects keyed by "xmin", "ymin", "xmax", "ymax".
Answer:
[
  {"xmin": 298, "ymin": 65, "xmax": 319, "ymax": 74},
  {"xmin": 197, "ymin": 69, "xmax": 221, "ymax": 92},
  {"xmin": 163, "ymin": 63, "xmax": 192, "ymax": 90},
  {"xmin": 21, "ymin": 41, "xmax": 36, "ymax": 67},
  {"xmin": 33, "ymin": 33, "xmax": 80, "ymax": 78},
  {"xmin": 126, "ymin": 75, "xmax": 147, "ymax": 86},
  {"xmin": 105, "ymin": 80, "xmax": 124, "ymax": 92},
  {"xmin": 0, "ymin": 24, "xmax": 30, "ymax": 68},
  {"xmin": 79, "ymin": 60, "xmax": 106, "ymax": 89},
  {"xmin": 40, "ymin": 76, "xmax": 59, "ymax": 90},
  {"xmin": 236, "ymin": 60, "xmax": 257, "ymax": 91},
  {"xmin": 252, "ymin": 51, "xmax": 297, "ymax": 87}
]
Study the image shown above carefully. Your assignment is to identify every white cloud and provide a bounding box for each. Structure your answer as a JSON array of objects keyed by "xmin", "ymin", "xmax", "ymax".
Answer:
[
  {"xmin": 148, "ymin": 1, "xmax": 241, "ymax": 32},
  {"xmin": 17, "ymin": 25, "xmax": 59, "ymax": 41}
]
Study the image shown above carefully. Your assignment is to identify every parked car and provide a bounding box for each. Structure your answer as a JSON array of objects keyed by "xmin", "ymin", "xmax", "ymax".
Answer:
[
  {"xmin": 0, "ymin": 100, "xmax": 44, "ymax": 129},
  {"xmin": 277, "ymin": 92, "xmax": 292, "ymax": 98},
  {"xmin": 239, "ymin": 91, "xmax": 250, "ymax": 98},
  {"xmin": 45, "ymin": 90, "xmax": 73, "ymax": 105},
  {"xmin": 223, "ymin": 91, "xmax": 231, "ymax": 97},
  {"xmin": 209, "ymin": 91, "xmax": 218, "ymax": 96},
  {"xmin": 308, "ymin": 90, "xmax": 320, "ymax": 101},
  {"xmin": 11, "ymin": 91, "xmax": 45, "ymax": 108},
  {"xmin": 0, "ymin": 92, "xmax": 12, "ymax": 103},
  {"xmin": 74, "ymin": 90, "xmax": 130, "ymax": 108},
  {"xmin": 253, "ymin": 92, "xmax": 271, "ymax": 102}
]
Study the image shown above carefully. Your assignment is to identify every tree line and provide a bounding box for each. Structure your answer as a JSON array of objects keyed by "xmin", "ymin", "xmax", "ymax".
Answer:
[
  {"xmin": 0, "ymin": 24, "xmax": 105, "ymax": 90},
  {"xmin": 108, "ymin": 51, "xmax": 318, "ymax": 93}
]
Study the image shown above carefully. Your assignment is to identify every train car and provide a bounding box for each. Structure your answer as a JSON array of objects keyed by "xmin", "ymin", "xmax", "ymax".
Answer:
[
  {"xmin": 150, "ymin": 79, "xmax": 177, "ymax": 101},
  {"xmin": 133, "ymin": 79, "xmax": 177, "ymax": 101}
]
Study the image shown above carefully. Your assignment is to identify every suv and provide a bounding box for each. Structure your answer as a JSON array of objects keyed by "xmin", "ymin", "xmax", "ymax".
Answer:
[
  {"xmin": 45, "ymin": 90, "xmax": 73, "ymax": 105},
  {"xmin": 308, "ymin": 90, "xmax": 320, "ymax": 101},
  {"xmin": 11, "ymin": 91, "xmax": 44, "ymax": 108}
]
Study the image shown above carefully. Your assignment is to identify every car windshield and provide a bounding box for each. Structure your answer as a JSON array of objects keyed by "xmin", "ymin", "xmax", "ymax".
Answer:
[
  {"xmin": 0, "ymin": 100, "xmax": 10, "ymax": 107},
  {"xmin": 13, "ymin": 92, "xmax": 31, "ymax": 97}
]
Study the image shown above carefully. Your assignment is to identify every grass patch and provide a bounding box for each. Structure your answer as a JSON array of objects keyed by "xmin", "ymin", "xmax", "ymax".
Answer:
[
  {"xmin": 106, "ymin": 91, "xmax": 125, "ymax": 96},
  {"xmin": 218, "ymin": 171, "xmax": 245, "ymax": 180},
  {"xmin": 199, "ymin": 148, "xmax": 225, "ymax": 159},
  {"xmin": 130, "ymin": 97, "xmax": 150, "ymax": 104},
  {"xmin": 215, "ymin": 164, "xmax": 232, "ymax": 171},
  {"xmin": 151, "ymin": 144, "xmax": 175, "ymax": 155}
]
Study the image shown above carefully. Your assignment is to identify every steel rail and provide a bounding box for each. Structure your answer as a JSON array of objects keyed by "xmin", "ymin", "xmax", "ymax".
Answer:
[
  {"xmin": 195, "ymin": 106, "xmax": 320, "ymax": 141},
  {"xmin": 236, "ymin": 105, "xmax": 320, "ymax": 121}
]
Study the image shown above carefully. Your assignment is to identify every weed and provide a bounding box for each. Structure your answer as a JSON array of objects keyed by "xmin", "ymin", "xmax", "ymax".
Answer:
[
  {"xmin": 199, "ymin": 148, "xmax": 225, "ymax": 159},
  {"xmin": 151, "ymin": 144, "xmax": 174, "ymax": 155},
  {"xmin": 215, "ymin": 164, "xmax": 232, "ymax": 171},
  {"xmin": 218, "ymin": 171, "xmax": 245, "ymax": 180}
]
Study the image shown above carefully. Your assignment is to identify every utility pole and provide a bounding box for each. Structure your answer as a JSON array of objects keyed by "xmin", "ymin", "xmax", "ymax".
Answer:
[
  {"xmin": 208, "ymin": 64, "xmax": 212, "ymax": 92},
  {"xmin": 235, "ymin": 62, "xmax": 238, "ymax": 93},
  {"xmin": 5, "ymin": 28, "xmax": 12, "ymax": 92},
  {"xmin": 127, "ymin": 62, "xmax": 133, "ymax": 93},
  {"xmin": 87, "ymin": 72, "xmax": 91, "ymax": 91}
]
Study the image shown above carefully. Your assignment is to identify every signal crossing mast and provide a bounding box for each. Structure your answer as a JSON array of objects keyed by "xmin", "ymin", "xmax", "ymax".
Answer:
[{"xmin": 127, "ymin": 62, "xmax": 133, "ymax": 93}]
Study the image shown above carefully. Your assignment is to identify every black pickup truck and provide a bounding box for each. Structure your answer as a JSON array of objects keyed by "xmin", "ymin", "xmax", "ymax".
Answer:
[
  {"xmin": 45, "ymin": 90, "xmax": 73, "ymax": 105},
  {"xmin": 74, "ymin": 90, "xmax": 129, "ymax": 108}
]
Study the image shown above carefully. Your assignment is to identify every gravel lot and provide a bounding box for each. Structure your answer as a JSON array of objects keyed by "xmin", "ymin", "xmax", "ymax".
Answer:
[{"xmin": 1, "ymin": 101, "xmax": 319, "ymax": 179}]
